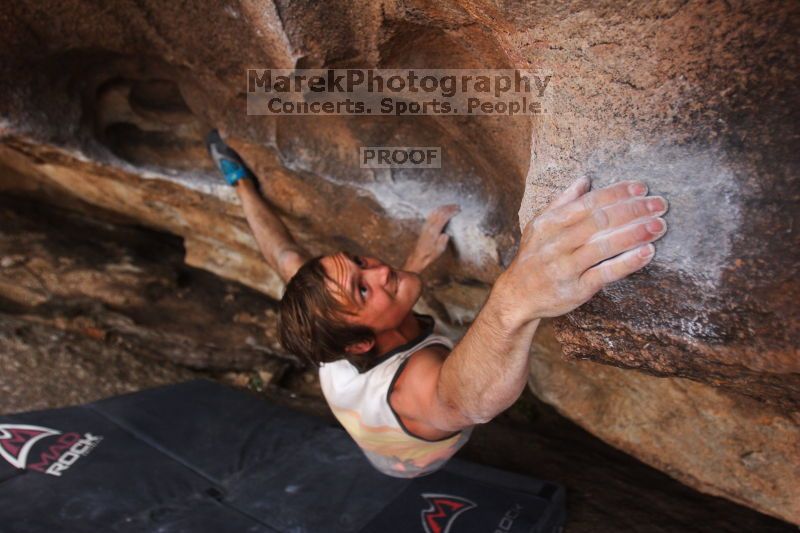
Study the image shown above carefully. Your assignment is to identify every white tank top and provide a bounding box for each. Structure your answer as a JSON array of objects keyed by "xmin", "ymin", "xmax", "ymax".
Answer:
[{"xmin": 318, "ymin": 315, "xmax": 472, "ymax": 478}]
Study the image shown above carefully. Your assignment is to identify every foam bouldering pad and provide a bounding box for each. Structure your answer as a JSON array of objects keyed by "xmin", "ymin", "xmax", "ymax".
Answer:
[{"xmin": 0, "ymin": 379, "xmax": 566, "ymax": 532}]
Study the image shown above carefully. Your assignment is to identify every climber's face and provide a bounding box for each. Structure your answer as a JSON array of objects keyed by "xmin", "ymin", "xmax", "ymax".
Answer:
[{"xmin": 321, "ymin": 252, "xmax": 422, "ymax": 334}]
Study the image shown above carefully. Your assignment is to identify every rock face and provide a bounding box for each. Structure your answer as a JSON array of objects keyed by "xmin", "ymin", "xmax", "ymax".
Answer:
[
  {"xmin": 528, "ymin": 322, "xmax": 800, "ymax": 524},
  {"xmin": 0, "ymin": 195, "xmax": 286, "ymax": 415},
  {"xmin": 0, "ymin": 194, "xmax": 291, "ymax": 372},
  {"xmin": 0, "ymin": 0, "xmax": 797, "ymax": 524}
]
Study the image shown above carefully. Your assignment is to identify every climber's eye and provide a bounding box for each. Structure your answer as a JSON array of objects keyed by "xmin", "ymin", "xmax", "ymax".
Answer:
[{"xmin": 359, "ymin": 284, "xmax": 368, "ymax": 299}]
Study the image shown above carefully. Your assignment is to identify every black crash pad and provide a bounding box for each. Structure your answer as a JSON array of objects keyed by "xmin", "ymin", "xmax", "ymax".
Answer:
[{"xmin": 0, "ymin": 379, "xmax": 566, "ymax": 532}]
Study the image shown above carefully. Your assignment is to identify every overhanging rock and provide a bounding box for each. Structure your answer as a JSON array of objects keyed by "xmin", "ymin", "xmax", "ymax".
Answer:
[{"xmin": 0, "ymin": 0, "xmax": 797, "ymax": 524}]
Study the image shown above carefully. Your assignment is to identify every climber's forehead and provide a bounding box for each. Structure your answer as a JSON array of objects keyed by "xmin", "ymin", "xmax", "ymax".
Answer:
[{"xmin": 320, "ymin": 252, "xmax": 358, "ymax": 308}]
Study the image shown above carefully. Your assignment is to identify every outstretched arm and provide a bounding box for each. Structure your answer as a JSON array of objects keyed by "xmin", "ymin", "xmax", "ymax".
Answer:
[
  {"xmin": 236, "ymin": 179, "xmax": 309, "ymax": 283},
  {"xmin": 392, "ymin": 178, "xmax": 669, "ymax": 433}
]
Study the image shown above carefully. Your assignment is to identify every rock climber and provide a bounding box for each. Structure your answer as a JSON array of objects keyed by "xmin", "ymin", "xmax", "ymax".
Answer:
[{"xmin": 206, "ymin": 130, "xmax": 669, "ymax": 477}]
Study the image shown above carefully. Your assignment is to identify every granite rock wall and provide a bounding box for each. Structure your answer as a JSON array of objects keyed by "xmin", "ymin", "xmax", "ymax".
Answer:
[{"xmin": 0, "ymin": 0, "xmax": 797, "ymax": 523}]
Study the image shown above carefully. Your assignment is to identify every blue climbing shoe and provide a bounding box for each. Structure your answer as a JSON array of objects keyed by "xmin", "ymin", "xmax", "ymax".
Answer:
[{"xmin": 206, "ymin": 129, "xmax": 254, "ymax": 186}]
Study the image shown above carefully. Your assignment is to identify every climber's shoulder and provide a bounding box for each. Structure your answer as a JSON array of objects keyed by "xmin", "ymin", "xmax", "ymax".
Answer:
[{"xmin": 389, "ymin": 343, "xmax": 473, "ymax": 439}]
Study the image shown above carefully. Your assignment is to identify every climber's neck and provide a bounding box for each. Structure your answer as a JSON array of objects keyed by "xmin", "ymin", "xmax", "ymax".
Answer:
[{"xmin": 373, "ymin": 312, "xmax": 423, "ymax": 357}]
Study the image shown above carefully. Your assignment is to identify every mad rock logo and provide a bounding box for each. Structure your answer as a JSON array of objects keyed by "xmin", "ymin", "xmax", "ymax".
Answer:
[
  {"xmin": 0, "ymin": 424, "xmax": 102, "ymax": 477},
  {"xmin": 420, "ymin": 493, "xmax": 476, "ymax": 533}
]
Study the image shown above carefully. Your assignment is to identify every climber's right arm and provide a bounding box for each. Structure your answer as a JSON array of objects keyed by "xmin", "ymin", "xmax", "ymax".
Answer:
[
  {"xmin": 236, "ymin": 179, "xmax": 309, "ymax": 283},
  {"xmin": 436, "ymin": 177, "xmax": 668, "ymax": 426},
  {"xmin": 392, "ymin": 178, "xmax": 669, "ymax": 433}
]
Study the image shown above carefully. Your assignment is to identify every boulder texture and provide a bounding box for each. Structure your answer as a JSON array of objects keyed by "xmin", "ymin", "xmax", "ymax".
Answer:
[
  {"xmin": 528, "ymin": 321, "xmax": 800, "ymax": 524},
  {"xmin": 0, "ymin": 0, "xmax": 797, "ymax": 524},
  {"xmin": 0, "ymin": 195, "xmax": 295, "ymax": 414}
]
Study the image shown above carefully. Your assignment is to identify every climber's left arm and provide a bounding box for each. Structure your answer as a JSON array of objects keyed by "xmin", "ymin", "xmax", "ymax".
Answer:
[
  {"xmin": 236, "ymin": 178, "xmax": 309, "ymax": 283},
  {"xmin": 402, "ymin": 205, "xmax": 460, "ymax": 274}
]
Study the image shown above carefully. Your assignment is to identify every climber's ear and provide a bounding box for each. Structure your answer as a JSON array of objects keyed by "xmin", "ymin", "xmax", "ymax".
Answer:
[{"xmin": 345, "ymin": 338, "xmax": 375, "ymax": 355}]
